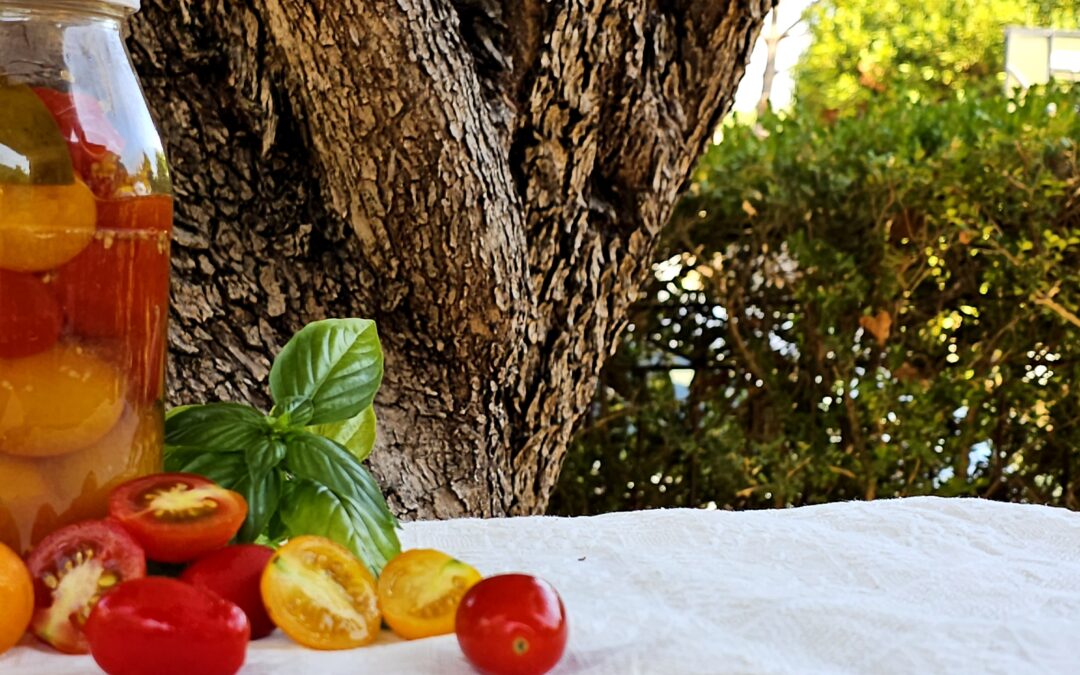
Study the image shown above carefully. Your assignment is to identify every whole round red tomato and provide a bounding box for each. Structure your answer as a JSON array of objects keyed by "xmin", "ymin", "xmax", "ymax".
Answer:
[
  {"xmin": 181, "ymin": 544, "xmax": 276, "ymax": 639},
  {"xmin": 456, "ymin": 574, "xmax": 568, "ymax": 675},
  {"xmin": 85, "ymin": 576, "xmax": 250, "ymax": 675},
  {"xmin": 0, "ymin": 270, "xmax": 62, "ymax": 358},
  {"xmin": 108, "ymin": 473, "xmax": 248, "ymax": 564},
  {"xmin": 26, "ymin": 519, "xmax": 146, "ymax": 654}
]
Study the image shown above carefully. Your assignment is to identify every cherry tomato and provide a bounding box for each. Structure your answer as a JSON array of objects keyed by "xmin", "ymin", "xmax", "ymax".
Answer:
[
  {"xmin": 456, "ymin": 574, "xmax": 569, "ymax": 675},
  {"xmin": 0, "ymin": 181, "xmax": 97, "ymax": 272},
  {"xmin": 377, "ymin": 548, "xmax": 482, "ymax": 640},
  {"xmin": 32, "ymin": 88, "xmax": 125, "ymax": 198},
  {"xmin": 181, "ymin": 544, "xmax": 276, "ymax": 639},
  {"xmin": 0, "ymin": 344, "xmax": 126, "ymax": 457},
  {"xmin": 0, "ymin": 270, "xmax": 61, "ymax": 358},
  {"xmin": 26, "ymin": 519, "xmax": 146, "ymax": 654},
  {"xmin": 0, "ymin": 542, "xmax": 34, "ymax": 655},
  {"xmin": 54, "ymin": 201, "xmax": 171, "ymax": 340},
  {"xmin": 260, "ymin": 535, "xmax": 381, "ymax": 650},
  {"xmin": 108, "ymin": 473, "xmax": 247, "ymax": 564},
  {"xmin": 85, "ymin": 576, "xmax": 249, "ymax": 675}
]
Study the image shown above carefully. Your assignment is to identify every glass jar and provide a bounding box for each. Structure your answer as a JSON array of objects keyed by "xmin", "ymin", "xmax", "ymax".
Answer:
[{"xmin": 0, "ymin": 0, "xmax": 171, "ymax": 553}]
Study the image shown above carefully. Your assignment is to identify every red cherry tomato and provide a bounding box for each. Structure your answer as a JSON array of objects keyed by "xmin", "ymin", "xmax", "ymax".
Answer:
[
  {"xmin": 32, "ymin": 87, "xmax": 125, "ymax": 198},
  {"xmin": 54, "ymin": 198, "xmax": 172, "ymax": 340},
  {"xmin": 86, "ymin": 576, "xmax": 249, "ymax": 675},
  {"xmin": 0, "ymin": 270, "xmax": 62, "ymax": 358},
  {"xmin": 181, "ymin": 544, "xmax": 276, "ymax": 639},
  {"xmin": 108, "ymin": 473, "xmax": 248, "ymax": 564},
  {"xmin": 52, "ymin": 196, "xmax": 172, "ymax": 402},
  {"xmin": 25, "ymin": 519, "xmax": 146, "ymax": 654},
  {"xmin": 456, "ymin": 574, "xmax": 569, "ymax": 675}
]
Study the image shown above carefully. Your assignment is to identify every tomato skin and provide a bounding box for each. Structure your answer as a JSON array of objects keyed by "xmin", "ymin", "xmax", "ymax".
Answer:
[
  {"xmin": 456, "ymin": 575, "xmax": 568, "ymax": 675},
  {"xmin": 85, "ymin": 576, "xmax": 249, "ymax": 675},
  {"xmin": 0, "ymin": 542, "xmax": 34, "ymax": 655},
  {"xmin": 377, "ymin": 548, "xmax": 482, "ymax": 640},
  {"xmin": 108, "ymin": 473, "xmax": 248, "ymax": 563},
  {"xmin": 181, "ymin": 544, "xmax": 276, "ymax": 639},
  {"xmin": 25, "ymin": 519, "xmax": 146, "ymax": 654},
  {"xmin": 0, "ymin": 270, "xmax": 62, "ymax": 358}
]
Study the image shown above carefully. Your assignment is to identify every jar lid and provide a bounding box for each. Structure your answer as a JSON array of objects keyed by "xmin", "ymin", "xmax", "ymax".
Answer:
[{"xmin": 103, "ymin": 0, "xmax": 140, "ymax": 9}]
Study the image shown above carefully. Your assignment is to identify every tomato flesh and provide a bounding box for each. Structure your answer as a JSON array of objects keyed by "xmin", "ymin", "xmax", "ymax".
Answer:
[
  {"xmin": 25, "ymin": 519, "xmax": 146, "ymax": 654},
  {"xmin": 377, "ymin": 548, "xmax": 482, "ymax": 640},
  {"xmin": 86, "ymin": 576, "xmax": 249, "ymax": 675},
  {"xmin": 181, "ymin": 544, "xmax": 276, "ymax": 639},
  {"xmin": 261, "ymin": 535, "xmax": 381, "ymax": 650},
  {"xmin": 456, "ymin": 574, "xmax": 569, "ymax": 675},
  {"xmin": 0, "ymin": 270, "xmax": 62, "ymax": 358},
  {"xmin": 108, "ymin": 473, "xmax": 248, "ymax": 563}
]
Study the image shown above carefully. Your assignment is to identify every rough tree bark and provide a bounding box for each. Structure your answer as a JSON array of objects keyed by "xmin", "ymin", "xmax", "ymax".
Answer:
[{"xmin": 128, "ymin": 0, "xmax": 771, "ymax": 519}]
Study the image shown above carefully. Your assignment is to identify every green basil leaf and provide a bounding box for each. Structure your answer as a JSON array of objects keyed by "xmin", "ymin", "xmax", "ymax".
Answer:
[
  {"xmin": 283, "ymin": 431, "xmax": 400, "ymax": 567},
  {"xmin": 271, "ymin": 396, "xmax": 315, "ymax": 428},
  {"xmin": 167, "ymin": 451, "xmax": 248, "ymax": 487},
  {"xmin": 306, "ymin": 405, "xmax": 377, "ymax": 462},
  {"xmin": 235, "ymin": 470, "xmax": 282, "ymax": 543},
  {"xmin": 269, "ymin": 319, "xmax": 384, "ymax": 426},
  {"xmin": 165, "ymin": 403, "xmax": 268, "ymax": 452},
  {"xmin": 245, "ymin": 436, "xmax": 287, "ymax": 484},
  {"xmin": 280, "ymin": 480, "xmax": 394, "ymax": 576}
]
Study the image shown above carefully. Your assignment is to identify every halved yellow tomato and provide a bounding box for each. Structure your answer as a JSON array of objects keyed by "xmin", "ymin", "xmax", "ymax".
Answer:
[
  {"xmin": 0, "ymin": 541, "xmax": 34, "ymax": 654},
  {"xmin": 377, "ymin": 548, "xmax": 482, "ymax": 640},
  {"xmin": 261, "ymin": 536, "xmax": 381, "ymax": 650}
]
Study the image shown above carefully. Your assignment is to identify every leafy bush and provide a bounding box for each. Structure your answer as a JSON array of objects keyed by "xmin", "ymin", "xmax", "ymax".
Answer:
[{"xmin": 551, "ymin": 88, "xmax": 1080, "ymax": 514}]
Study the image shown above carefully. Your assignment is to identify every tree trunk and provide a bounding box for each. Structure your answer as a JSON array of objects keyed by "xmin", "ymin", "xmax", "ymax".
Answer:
[{"xmin": 128, "ymin": 0, "xmax": 771, "ymax": 519}]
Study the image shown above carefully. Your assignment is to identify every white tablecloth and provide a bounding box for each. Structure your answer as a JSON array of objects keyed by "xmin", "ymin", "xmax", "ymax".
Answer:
[{"xmin": 5, "ymin": 496, "xmax": 1080, "ymax": 674}]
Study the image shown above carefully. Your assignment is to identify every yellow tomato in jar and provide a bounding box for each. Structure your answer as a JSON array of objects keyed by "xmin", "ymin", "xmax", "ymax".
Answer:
[
  {"xmin": 0, "ymin": 343, "xmax": 125, "ymax": 457},
  {"xmin": 0, "ymin": 180, "xmax": 97, "ymax": 272},
  {"xmin": 46, "ymin": 404, "xmax": 163, "ymax": 525}
]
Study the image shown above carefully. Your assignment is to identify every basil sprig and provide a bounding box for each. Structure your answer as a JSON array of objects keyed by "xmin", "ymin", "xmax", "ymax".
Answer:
[{"xmin": 164, "ymin": 319, "xmax": 399, "ymax": 575}]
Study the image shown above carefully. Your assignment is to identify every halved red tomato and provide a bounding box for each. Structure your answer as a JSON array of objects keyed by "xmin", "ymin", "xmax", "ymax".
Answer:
[
  {"xmin": 26, "ymin": 519, "xmax": 146, "ymax": 654},
  {"xmin": 108, "ymin": 473, "xmax": 248, "ymax": 564},
  {"xmin": 0, "ymin": 270, "xmax": 62, "ymax": 358}
]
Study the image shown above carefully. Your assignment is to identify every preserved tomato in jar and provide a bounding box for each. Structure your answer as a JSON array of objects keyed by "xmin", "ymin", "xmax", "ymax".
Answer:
[{"xmin": 0, "ymin": 0, "xmax": 172, "ymax": 553}]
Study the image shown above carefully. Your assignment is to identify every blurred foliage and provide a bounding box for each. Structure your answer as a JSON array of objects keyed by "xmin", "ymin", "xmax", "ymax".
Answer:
[
  {"xmin": 551, "ymin": 1, "xmax": 1080, "ymax": 515},
  {"xmin": 794, "ymin": 0, "xmax": 1079, "ymax": 114}
]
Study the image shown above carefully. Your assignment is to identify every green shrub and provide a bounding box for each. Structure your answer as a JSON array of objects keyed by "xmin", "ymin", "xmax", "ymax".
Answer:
[{"xmin": 551, "ymin": 88, "xmax": 1080, "ymax": 514}]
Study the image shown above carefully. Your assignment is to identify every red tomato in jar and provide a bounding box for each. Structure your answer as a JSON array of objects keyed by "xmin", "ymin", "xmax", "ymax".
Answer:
[
  {"xmin": 86, "ymin": 577, "xmax": 250, "ymax": 675},
  {"xmin": 0, "ymin": 270, "xmax": 62, "ymax": 358},
  {"xmin": 108, "ymin": 473, "xmax": 248, "ymax": 564},
  {"xmin": 52, "ymin": 196, "xmax": 172, "ymax": 401},
  {"xmin": 32, "ymin": 88, "xmax": 125, "ymax": 198},
  {"xmin": 54, "ymin": 196, "xmax": 172, "ymax": 340},
  {"xmin": 456, "ymin": 574, "xmax": 569, "ymax": 675},
  {"xmin": 181, "ymin": 544, "xmax": 276, "ymax": 639},
  {"xmin": 25, "ymin": 519, "xmax": 146, "ymax": 654}
]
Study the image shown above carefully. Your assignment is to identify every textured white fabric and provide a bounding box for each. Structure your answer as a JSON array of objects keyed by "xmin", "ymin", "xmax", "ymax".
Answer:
[{"xmin": 5, "ymin": 496, "xmax": 1080, "ymax": 674}]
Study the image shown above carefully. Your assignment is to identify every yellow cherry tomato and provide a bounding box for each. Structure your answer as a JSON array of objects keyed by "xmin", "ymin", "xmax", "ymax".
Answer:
[
  {"xmin": 377, "ymin": 548, "xmax": 482, "ymax": 640},
  {"xmin": 0, "ymin": 181, "xmax": 97, "ymax": 272},
  {"xmin": 0, "ymin": 541, "xmax": 34, "ymax": 654},
  {"xmin": 0, "ymin": 343, "xmax": 126, "ymax": 457},
  {"xmin": 261, "ymin": 536, "xmax": 381, "ymax": 650}
]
